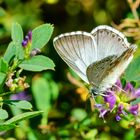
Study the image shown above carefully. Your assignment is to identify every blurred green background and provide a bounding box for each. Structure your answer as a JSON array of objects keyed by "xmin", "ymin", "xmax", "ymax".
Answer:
[{"xmin": 0, "ymin": 0, "xmax": 140, "ymax": 140}]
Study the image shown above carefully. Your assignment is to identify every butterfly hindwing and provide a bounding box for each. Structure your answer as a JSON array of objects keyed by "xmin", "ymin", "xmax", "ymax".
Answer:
[
  {"xmin": 87, "ymin": 46, "xmax": 136, "ymax": 93},
  {"xmin": 91, "ymin": 25, "xmax": 129, "ymax": 60},
  {"xmin": 86, "ymin": 55, "xmax": 117, "ymax": 86}
]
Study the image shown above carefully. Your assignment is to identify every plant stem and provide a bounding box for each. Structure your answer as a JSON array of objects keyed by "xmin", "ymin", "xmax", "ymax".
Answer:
[{"xmin": 0, "ymin": 92, "xmax": 13, "ymax": 97}]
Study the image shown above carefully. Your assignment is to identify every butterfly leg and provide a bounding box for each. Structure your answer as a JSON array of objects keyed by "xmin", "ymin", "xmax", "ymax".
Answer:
[{"xmin": 113, "ymin": 84, "xmax": 128, "ymax": 94}]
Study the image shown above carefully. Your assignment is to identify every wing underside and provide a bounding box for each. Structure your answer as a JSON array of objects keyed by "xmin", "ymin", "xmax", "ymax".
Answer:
[
  {"xmin": 91, "ymin": 25, "xmax": 130, "ymax": 60},
  {"xmin": 53, "ymin": 26, "xmax": 137, "ymax": 86},
  {"xmin": 53, "ymin": 31, "xmax": 97, "ymax": 83},
  {"xmin": 86, "ymin": 55, "xmax": 117, "ymax": 86},
  {"xmin": 86, "ymin": 46, "xmax": 136, "ymax": 92}
]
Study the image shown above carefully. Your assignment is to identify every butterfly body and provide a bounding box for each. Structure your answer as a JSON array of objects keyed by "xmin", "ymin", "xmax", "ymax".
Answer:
[{"xmin": 53, "ymin": 25, "xmax": 137, "ymax": 96}]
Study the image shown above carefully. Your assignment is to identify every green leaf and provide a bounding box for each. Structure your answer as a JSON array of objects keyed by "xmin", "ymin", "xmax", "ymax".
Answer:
[
  {"xmin": 3, "ymin": 42, "xmax": 16, "ymax": 63},
  {"xmin": 124, "ymin": 56, "xmax": 140, "ymax": 82},
  {"xmin": 124, "ymin": 128, "xmax": 135, "ymax": 140},
  {"xmin": 131, "ymin": 98, "xmax": 140, "ymax": 105},
  {"xmin": 11, "ymin": 23, "xmax": 24, "ymax": 60},
  {"xmin": 0, "ymin": 58, "xmax": 8, "ymax": 73},
  {"xmin": 6, "ymin": 100, "xmax": 32, "ymax": 110},
  {"xmin": 11, "ymin": 22, "xmax": 23, "ymax": 44},
  {"xmin": 19, "ymin": 55, "xmax": 55, "ymax": 71},
  {"xmin": 0, "ymin": 7, "xmax": 6, "ymax": 17},
  {"xmin": 4, "ymin": 111, "xmax": 43, "ymax": 125},
  {"xmin": 27, "ymin": 128, "xmax": 38, "ymax": 140},
  {"xmin": 71, "ymin": 108, "xmax": 87, "ymax": 121},
  {"xmin": 43, "ymin": 73, "xmax": 59, "ymax": 101},
  {"xmin": 32, "ymin": 24, "xmax": 54, "ymax": 49},
  {"xmin": 83, "ymin": 129, "xmax": 98, "ymax": 139},
  {"xmin": 32, "ymin": 77, "xmax": 51, "ymax": 111},
  {"xmin": 16, "ymin": 44, "xmax": 24, "ymax": 60},
  {"xmin": 32, "ymin": 77, "xmax": 52, "ymax": 125},
  {"xmin": 50, "ymin": 81, "xmax": 59, "ymax": 101},
  {"xmin": 32, "ymin": 74, "xmax": 59, "ymax": 125},
  {"xmin": 0, "ymin": 124, "xmax": 16, "ymax": 131},
  {"xmin": 0, "ymin": 72, "xmax": 6, "ymax": 86},
  {"xmin": 0, "ymin": 109, "xmax": 8, "ymax": 120}
]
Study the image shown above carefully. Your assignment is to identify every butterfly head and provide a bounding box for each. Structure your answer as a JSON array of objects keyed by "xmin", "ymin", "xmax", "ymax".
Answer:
[
  {"xmin": 89, "ymin": 87, "xmax": 100, "ymax": 97},
  {"xmin": 89, "ymin": 86, "xmax": 106, "ymax": 98}
]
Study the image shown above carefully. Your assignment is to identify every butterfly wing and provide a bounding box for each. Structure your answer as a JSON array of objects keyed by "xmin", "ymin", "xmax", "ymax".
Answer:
[
  {"xmin": 86, "ymin": 55, "xmax": 117, "ymax": 86},
  {"xmin": 53, "ymin": 31, "xmax": 97, "ymax": 83},
  {"xmin": 87, "ymin": 46, "xmax": 136, "ymax": 93},
  {"xmin": 91, "ymin": 25, "xmax": 130, "ymax": 60}
]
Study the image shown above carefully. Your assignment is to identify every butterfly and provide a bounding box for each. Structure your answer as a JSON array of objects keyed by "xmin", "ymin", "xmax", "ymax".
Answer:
[{"xmin": 53, "ymin": 25, "xmax": 137, "ymax": 97}]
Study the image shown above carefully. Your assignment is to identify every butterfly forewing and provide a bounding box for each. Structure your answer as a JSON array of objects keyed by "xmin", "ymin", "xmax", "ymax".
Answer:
[
  {"xmin": 53, "ymin": 31, "xmax": 97, "ymax": 83},
  {"xmin": 91, "ymin": 25, "xmax": 129, "ymax": 60}
]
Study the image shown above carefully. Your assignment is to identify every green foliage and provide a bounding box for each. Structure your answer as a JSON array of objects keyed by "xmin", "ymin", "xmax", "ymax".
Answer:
[
  {"xmin": 4, "ymin": 111, "xmax": 43, "ymax": 125},
  {"xmin": 131, "ymin": 98, "xmax": 140, "ymax": 105},
  {"xmin": 32, "ymin": 24, "xmax": 54, "ymax": 49},
  {"xmin": 11, "ymin": 23, "xmax": 24, "ymax": 60},
  {"xmin": 124, "ymin": 129, "xmax": 135, "ymax": 140},
  {"xmin": 11, "ymin": 23, "xmax": 23, "ymax": 44},
  {"xmin": 49, "ymin": 79, "xmax": 59, "ymax": 101},
  {"xmin": 12, "ymin": 100, "xmax": 32, "ymax": 110},
  {"xmin": 0, "ymin": 109, "xmax": 8, "ymax": 120},
  {"xmin": 0, "ymin": 58, "xmax": 8, "ymax": 73},
  {"xmin": 83, "ymin": 129, "xmax": 98, "ymax": 139},
  {"xmin": 0, "ymin": 21, "xmax": 54, "ymax": 132},
  {"xmin": 4, "ymin": 100, "xmax": 32, "ymax": 110},
  {"xmin": 71, "ymin": 108, "xmax": 87, "ymax": 121},
  {"xmin": 32, "ymin": 77, "xmax": 58, "ymax": 124},
  {"xmin": 0, "ymin": 7, "xmax": 6, "ymax": 17},
  {"xmin": 32, "ymin": 77, "xmax": 51, "ymax": 111},
  {"xmin": 19, "ymin": 55, "xmax": 55, "ymax": 71},
  {"xmin": 0, "ymin": 124, "xmax": 16, "ymax": 131},
  {"xmin": 0, "ymin": 58, "xmax": 8, "ymax": 88},
  {"xmin": 0, "ymin": 72, "xmax": 6, "ymax": 86},
  {"xmin": 124, "ymin": 56, "xmax": 140, "ymax": 82},
  {"xmin": 3, "ymin": 42, "xmax": 16, "ymax": 63}
]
